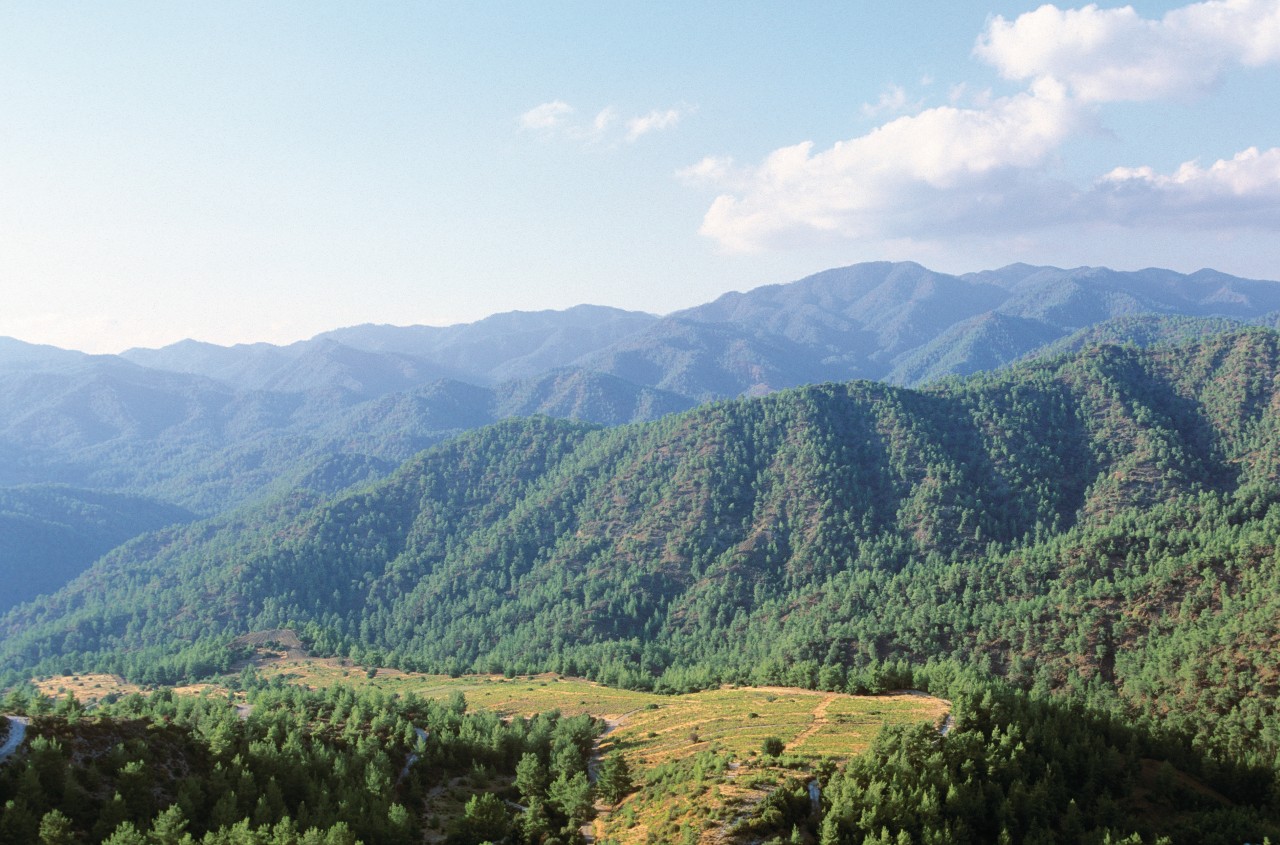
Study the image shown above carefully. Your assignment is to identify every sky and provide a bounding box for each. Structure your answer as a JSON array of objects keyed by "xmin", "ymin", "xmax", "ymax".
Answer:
[{"xmin": 2, "ymin": 1, "xmax": 1279, "ymax": 353}]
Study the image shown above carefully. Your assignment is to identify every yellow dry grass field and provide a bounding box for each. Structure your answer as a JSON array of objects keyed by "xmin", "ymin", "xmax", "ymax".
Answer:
[
  {"xmin": 250, "ymin": 661, "xmax": 945, "ymax": 762},
  {"xmin": 33, "ymin": 673, "xmax": 146, "ymax": 703},
  {"xmin": 588, "ymin": 686, "xmax": 946, "ymax": 844},
  {"xmin": 33, "ymin": 673, "xmax": 235, "ymax": 705}
]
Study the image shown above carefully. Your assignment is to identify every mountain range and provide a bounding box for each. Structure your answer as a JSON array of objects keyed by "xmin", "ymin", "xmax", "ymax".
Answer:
[
  {"xmin": 5, "ymin": 328, "xmax": 1280, "ymax": 767},
  {"xmin": 4, "ymin": 260, "xmax": 1280, "ymax": 612}
]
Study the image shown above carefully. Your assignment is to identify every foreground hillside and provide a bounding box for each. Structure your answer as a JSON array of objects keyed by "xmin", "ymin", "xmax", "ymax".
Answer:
[
  {"xmin": 5, "ymin": 331, "xmax": 1280, "ymax": 767},
  {"xmin": 5, "ymin": 665, "xmax": 1275, "ymax": 843},
  {"xmin": 16, "ymin": 664, "xmax": 948, "ymax": 844}
]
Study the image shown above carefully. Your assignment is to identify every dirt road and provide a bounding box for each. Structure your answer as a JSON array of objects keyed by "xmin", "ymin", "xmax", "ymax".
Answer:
[{"xmin": 0, "ymin": 716, "xmax": 29, "ymax": 763}]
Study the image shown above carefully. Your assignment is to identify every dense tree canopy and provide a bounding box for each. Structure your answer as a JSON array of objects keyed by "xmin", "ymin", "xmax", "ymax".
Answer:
[{"xmin": 0, "ymin": 681, "xmax": 597, "ymax": 844}]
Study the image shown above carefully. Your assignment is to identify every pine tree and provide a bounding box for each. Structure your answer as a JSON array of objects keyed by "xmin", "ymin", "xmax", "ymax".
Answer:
[
  {"xmin": 103, "ymin": 821, "xmax": 148, "ymax": 845},
  {"xmin": 149, "ymin": 803, "xmax": 192, "ymax": 845},
  {"xmin": 597, "ymin": 753, "xmax": 633, "ymax": 804},
  {"xmin": 515, "ymin": 752, "xmax": 549, "ymax": 803},
  {"xmin": 38, "ymin": 809, "xmax": 74, "ymax": 845}
]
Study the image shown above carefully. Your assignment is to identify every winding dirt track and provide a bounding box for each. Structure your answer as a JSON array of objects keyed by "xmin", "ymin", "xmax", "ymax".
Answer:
[
  {"xmin": 786, "ymin": 693, "xmax": 838, "ymax": 751},
  {"xmin": 0, "ymin": 716, "xmax": 29, "ymax": 763}
]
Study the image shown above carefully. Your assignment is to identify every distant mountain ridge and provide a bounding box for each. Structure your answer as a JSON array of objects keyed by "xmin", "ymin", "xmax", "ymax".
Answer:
[
  {"xmin": 3, "ymin": 260, "xmax": 1280, "ymax": 607},
  {"xmin": 111, "ymin": 262, "xmax": 1280, "ymax": 399},
  {"xmin": 7, "ymin": 261, "xmax": 1280, "ymax": 510},
  {"xmin": 120, "ymin": 304, "xmax": 660, "ymax": 389}
]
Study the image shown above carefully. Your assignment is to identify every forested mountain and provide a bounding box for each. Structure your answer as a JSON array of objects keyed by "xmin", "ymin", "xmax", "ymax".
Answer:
[
  {"xmin": 5, "ymin": 261, "xmax": 1280, "ymax": 632},
  {"xmin": 7, "ymin": 262, "xmax": 1279, "ymax": 513},
  {"xmin": 6, "ymin": 330, "xmax": 1280, "ymax": 772},
  {"xmin": 654, "ymin": 261, "xmax": 1280, "ymax": 388},
  {"xmin": 119, "ymin": 305, "xmax": 660, "ymax": 389},
  {"xmin": 0, "ymin": 358, "xmax": 695, "ymax": 519},
  {"xmin": 317, "ymin": 304, "xmax": 661, "ymax": 383}
]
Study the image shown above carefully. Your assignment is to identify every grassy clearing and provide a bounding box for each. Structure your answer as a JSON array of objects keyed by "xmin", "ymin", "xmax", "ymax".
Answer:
[
  {"xmin": 32, "ymin": 673, "xmax": 146, "ymax": 703},
  {"xmin": 589, "ymin": 687, "xmax": 945, "ymax": 844},
  {"xmin": 246, "ymin": 660, "xmax": 946, "ymax": 844},
  {"xmin": 31, "ymin": 673, "xmax": 234, "ymax": 705},
  {"xmin": 250, "ymin": 663, "xmax": 945, "ymax": 761},
  {"xmin": 32, "ymin": 653, "xmax": 948, "ymax": 844},
  {"xmin": 260, "ymin": 659, "xmax": 660, "ymax": 718}
]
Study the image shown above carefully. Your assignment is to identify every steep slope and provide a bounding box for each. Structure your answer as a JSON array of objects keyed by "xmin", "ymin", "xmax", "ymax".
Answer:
[
  {"xmin": 0, "ymin": 356, "xmax": 678, "ymax": 517},
  {"xmin": 6, "ymin": 331, "xmax": 1280, "ymax": 759},
  {"xmin": 675, "ymin": 261, "xmax": 1007, "ymax": 375},
  {"xmin": 0, "ymin": 485, "xmax": 193, "ymax": 611},
  {"xmin": 7, "ymin": 261, "xmax": 1280, "ymax": 618},
  {"xmin": 115, "ymin": 262, "xmax": 1280, "ymax": 407},
  {"xmin": 0, "ymin": 355, "xmax": 351, "ymax": 510},
  {"xmin": 573, "ymin": 318, "xmax": 825, "ymax": 400},
  {"xmin": 887, "ymin": 312, "xmax": 1065, "ymax": 384},
  {"xmin": 12, "ymin": 261, "xmax": 1280, "ymax": 509},
  {"xmin": 976, "ymin": 264, "xmax": 1280, "ymax": 321},
  {"xmin": 1037, "ymin": 313, "xmax": 1259, "ymax": 358}
]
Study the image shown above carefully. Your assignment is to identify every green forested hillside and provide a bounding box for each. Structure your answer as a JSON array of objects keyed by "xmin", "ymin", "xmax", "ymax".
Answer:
[
  {"xmin": 5, "ymin": 331, "xmax": 1280, "ymax": 769},
  {"xmin": 7, "ymin": 262, "xmax": 1280, "ymax": 626}
]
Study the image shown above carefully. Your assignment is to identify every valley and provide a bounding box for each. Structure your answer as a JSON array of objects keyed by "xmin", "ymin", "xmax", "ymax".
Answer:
[
  {"xmin": 12, "ymin": 0, "xmax": 1280, "ymax": 836},
  {"xmin": 4, "ymin": 264, "xmax": 1280, "ymax": 842}
]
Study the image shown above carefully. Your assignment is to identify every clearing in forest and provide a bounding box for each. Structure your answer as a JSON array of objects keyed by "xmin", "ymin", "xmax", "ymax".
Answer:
[{"xmin": 32, "ymin": 655, "xmax": 948, "ymax": 845}]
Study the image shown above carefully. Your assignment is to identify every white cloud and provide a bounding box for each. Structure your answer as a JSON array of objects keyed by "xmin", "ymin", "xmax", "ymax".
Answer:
[
  {"xmin": 861, "ymin": 84, "xmax": 911, "ymax": 117},
  {"xmin": 690, "ymin": 0, "xmax": 1280, "ymax": 253},
  {"xmin": 519, "ymin": 100, "xmax": 574, "ymax": 131},
  {"xmin": 976, "ymin": 0, "xmax": 1280, "ymax": 102},
  {"xmin": 697, "ymin": 80, "xmax": 1085, "ymax": 251},
  {"xmin": 592, "ymin": 107, "xmax": 619, "ymax": 134},
  {"xmin": 519, "ymin": 101, "xmax": 690, "ymax": 145},
  {"xmin": 1095, "ymin": 146, "xmax": 1280, "ymax": 224},
  {"xmin": 1182, "ymin": 0, "xmax": 1280, "ymax": 65},
  {"xmin": 626, "ymin": 108, "xmax": 685, "ymax": 141},
  {"xmin": 677, "ymin": 156, "xmax": 735, "ymax": 184}
]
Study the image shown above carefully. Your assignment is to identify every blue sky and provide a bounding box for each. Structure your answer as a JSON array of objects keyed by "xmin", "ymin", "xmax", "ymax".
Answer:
[{"xmin": 2, "ymin": 1, "xmax": 1279, "ymax": 352}]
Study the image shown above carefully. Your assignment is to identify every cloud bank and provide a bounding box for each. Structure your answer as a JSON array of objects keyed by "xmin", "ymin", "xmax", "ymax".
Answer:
[{"xmin": 689, "ymin": 0, "xmax": 1280, "ymax": 252}]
